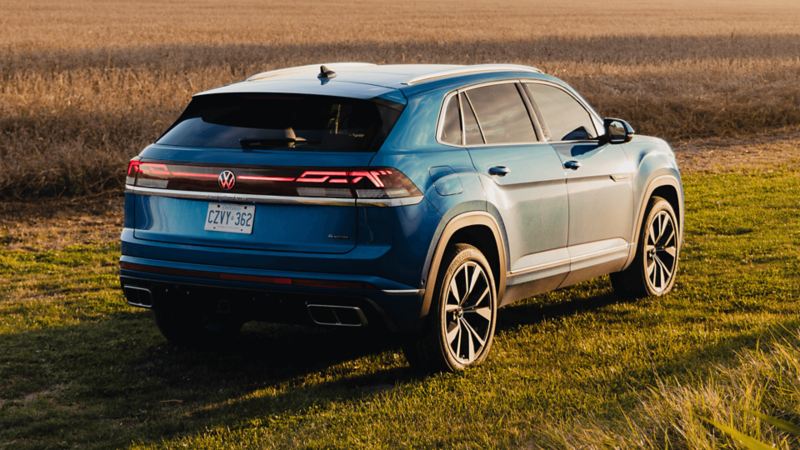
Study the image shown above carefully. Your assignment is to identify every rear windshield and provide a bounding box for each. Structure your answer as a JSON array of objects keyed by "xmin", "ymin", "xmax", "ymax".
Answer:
[{"xmin": 157, "ymin": 93, "xmax": 404, "ymax": 151}]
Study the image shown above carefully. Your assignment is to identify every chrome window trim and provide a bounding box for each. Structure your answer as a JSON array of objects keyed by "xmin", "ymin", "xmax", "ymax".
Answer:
[
  {"xmin": 458, "ymin": 91, "xmax": 466, "ymax": 146},
  {"xmin": 125, "ymin": 185, "xmax": 423, "ymax": 207},
  {"xmin": 548, "ymin": 139, "xmax": 604, "ymax": 145},
  {"xmin": 461, "ymin": 91, "xmax": 488, "ymax": 144},
  {"xmin": 435, "ymin": 79, "xmax": 547, "ymax": 148},
  {"xmin": 521, "ymin": 80, "xmax": 604, "ymax": 140}
]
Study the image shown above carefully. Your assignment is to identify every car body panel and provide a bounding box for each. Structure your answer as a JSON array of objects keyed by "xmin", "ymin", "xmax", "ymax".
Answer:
[
  {"xmin": 120, "ymin": 63, "xmax": 683, "ymax": 333},
  {"xmin": 468, "ymin": 143, "xmax": 569, "ymax": 285}
]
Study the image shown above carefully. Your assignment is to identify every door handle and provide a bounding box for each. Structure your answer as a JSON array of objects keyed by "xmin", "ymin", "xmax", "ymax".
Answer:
[
  {"xmin": 488, "ymin": 166, "xmax": 510, "ymax": 177},
  {"xmin": 563, "ymin": 160, "xmax": 582, "ymax": 170}
]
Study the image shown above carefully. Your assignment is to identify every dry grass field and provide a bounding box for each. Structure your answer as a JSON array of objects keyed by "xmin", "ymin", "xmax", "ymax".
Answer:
[
  {"xmin": 2, "ymin": 1, "xmax": 800, "ymax": 448},
  {"xmin": 2, "ymin": 0, "xmax": 800, "ymax": 197}
]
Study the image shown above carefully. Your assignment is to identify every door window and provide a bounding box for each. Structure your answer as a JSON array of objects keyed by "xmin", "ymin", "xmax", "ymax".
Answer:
[
  {"xmin": 525, "ymin": 83, "xmax": 597, "ymax": 141},
  {"xmin": 464, "ymin": 83, "xmax": 536, "ymax": 144}
]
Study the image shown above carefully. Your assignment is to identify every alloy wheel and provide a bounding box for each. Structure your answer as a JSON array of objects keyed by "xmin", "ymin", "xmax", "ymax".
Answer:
[
  {"xmin": 645, "ymin": 210, "xmax": 678, "ymax": 293},
  {"xmin": 443, "ymin": 261, "xmax": 494, "ymax": 364}
]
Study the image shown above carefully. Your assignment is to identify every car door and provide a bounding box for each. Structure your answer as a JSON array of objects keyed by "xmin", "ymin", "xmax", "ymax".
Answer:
[
  {"xmin": 523, "ymin": 81, "xmax": 635, "ymax": 283},
  {"xmin": 456, "ymin": 82, "xmax": 570, "ymax": 297}
]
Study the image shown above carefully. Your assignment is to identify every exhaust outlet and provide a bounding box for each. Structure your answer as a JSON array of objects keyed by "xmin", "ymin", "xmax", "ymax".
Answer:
[
  {"xmin": 123, "ymin": 285, "xmax": 154, "ymax": 309},
  {"xmin": 307, "ymin": 304, "xmax": 368, "ymax": 327}
]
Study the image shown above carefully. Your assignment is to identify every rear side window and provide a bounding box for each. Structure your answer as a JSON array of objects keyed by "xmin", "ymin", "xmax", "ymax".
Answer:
[
  {"xmin": 157, "ymin": 93, "xmax": 404, "ymax": 151},
  {"xmin": 464, "ymin": 83, "xmax": 536, "ymax": 144},
  {"xmin": 525, "ymin": 83, "xmax": 597, "ymax": 141},
  {"xmin": 440, "ymin": 95, "xmax": 462, "ymax": 145}
]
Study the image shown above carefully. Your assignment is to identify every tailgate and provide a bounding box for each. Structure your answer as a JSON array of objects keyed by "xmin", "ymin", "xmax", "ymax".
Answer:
[{"xmin": 129, "ymin": 148, "xmax": 374, "ymax": 254}]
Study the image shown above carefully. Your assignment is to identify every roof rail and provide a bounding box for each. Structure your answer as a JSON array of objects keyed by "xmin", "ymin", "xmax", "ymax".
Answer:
[
  {"xmin": 247, "ymin": 62, "xmax": 377, "ymax": 82},
  {"xmin": 402, "ymin": 64, "xmax": 543, "ymax": 85}
]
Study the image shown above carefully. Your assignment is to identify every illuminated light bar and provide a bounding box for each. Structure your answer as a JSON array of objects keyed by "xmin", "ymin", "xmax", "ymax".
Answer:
[
  {"xmin": 237, "ymin": 175, "xmax": 296, "ymax": 182},
  {"xmin": 119, "ymin": 261, "xmax": 373, "ymax": 290},
  {"xmin": 125, "ymin": 159, "xmax": 421, "ymax": 201},
  {"xmin": 294, "ymin": 170, "xmax": 387, "ymax": 188},
  {"xmin": 169, "ymin": 171, "xmax": 218, "ymax": 179}
]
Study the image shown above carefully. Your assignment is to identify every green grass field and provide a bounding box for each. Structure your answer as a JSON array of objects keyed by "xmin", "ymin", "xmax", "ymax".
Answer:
[{"xmin": 1, "ymin": 166, "xmax": 798, "ymax": 449}]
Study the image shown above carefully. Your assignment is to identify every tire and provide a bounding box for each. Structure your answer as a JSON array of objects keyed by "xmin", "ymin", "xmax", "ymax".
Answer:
[
  {"xmin": 404, "ymin": 243, "xmax": 498, "ymax": 372},
  {"xmin": 611, "ymin": 196, "xmax": 680, "ymax": 298},
  {"xmin": 153, "ymin": 294, "xmax": 242, "ymax": 348}
]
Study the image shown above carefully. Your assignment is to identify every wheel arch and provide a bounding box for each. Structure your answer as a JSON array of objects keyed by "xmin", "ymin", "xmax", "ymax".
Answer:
[
  {"xmin": 419, "ymin": 211, "xmax": 508, "ymax": 319},
  {"xmin": 625, "ymin": 174, "xmax": 684, "ymax": 267}
]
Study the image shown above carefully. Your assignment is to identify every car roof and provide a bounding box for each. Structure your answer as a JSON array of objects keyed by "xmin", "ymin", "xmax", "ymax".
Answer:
[{"xmin": 196, "ymin": 63, "xmax": 547, "ymax": 100}]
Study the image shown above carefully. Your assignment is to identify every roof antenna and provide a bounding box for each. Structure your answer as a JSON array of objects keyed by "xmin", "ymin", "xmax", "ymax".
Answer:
[{"xmin": 318, "ymin": 65, "xmax": 336, "ymax": 80}]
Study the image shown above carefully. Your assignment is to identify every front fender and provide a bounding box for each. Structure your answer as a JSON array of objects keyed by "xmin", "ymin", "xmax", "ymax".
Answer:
[{"xmin": 623, "ymin": 136, "xmax": 684, "ymax": 267}]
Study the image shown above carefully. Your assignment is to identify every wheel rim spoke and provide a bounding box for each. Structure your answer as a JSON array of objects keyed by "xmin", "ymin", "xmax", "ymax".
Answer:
[
  {"xmin": 466, "ymin": 305, "xmax": 492, "ymax": 322},
  {"xmin": 655, "ymin": 255, "xmax": 672, "ymax": 279},
  {"xmin": 454, "ymin": 322, "xmax": 462, "ymax": 356},
  {"xmin": 661, "ymin": 227, "xmax": 675, "ymax": 248},
  {"xmin": 471, "ymin": 287, "xmax": 489, "ymax": 308},
  {"xmin": 446, "ymin": 322, "xmax": 460, "ymax": 344},
  {"xmin": 463, "ymin": 319, "xmax": 475, "ymax": 361},
  {"xmin": 449, "ymin": 278, "xmax": 461, "ymax": 304},
  {"xmin": 468, "ymin": 266, "xmax": 480, "ymax": 298},
  {"xmin": 462, "ymin": 318, "xmax": 486, "ymax": 346},
  {"xmin": 462, "ymin": 267, "xmax": 470, "ymax": 304}
]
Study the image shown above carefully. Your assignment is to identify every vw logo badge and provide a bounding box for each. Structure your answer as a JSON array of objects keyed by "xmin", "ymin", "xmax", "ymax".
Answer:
[{"xmin": 218, "ymin": 170, "xmax": 236, "ymax": 191}]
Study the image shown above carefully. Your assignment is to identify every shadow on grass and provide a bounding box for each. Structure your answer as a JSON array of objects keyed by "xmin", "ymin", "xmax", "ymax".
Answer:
[{"xmin": 0, "ymin": 290, "xmax": 793, "ymax": 448}]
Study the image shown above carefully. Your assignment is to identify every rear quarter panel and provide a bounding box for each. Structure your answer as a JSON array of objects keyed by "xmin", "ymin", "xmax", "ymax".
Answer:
[{"xmin": 371, "ymin": 85, "xmax": 498, "ymax": 294}]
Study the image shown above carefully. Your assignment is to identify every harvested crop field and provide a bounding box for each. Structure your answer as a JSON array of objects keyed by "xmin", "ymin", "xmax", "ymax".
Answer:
[{"xmin": 2, "ymin": 0, "xmax": 800, "ymax": 197}]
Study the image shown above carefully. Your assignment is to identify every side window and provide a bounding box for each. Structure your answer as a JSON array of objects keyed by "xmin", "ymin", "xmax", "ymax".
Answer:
[
  {"xmin": 460, "ymin": 93, "xmax": 484, "ymax": 145},
  {"xmin": 464, "ymin": 83, "xmax": 536, "ymax": 144},
  {"xmin": 525, "ymin": 83, "xmax": 597, "ymax": 141},
  {"xmin": 440, "ymin": 95, "xmax": 462, "ymax": 145}
]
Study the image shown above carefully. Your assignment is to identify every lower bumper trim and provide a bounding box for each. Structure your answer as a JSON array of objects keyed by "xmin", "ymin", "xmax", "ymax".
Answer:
[
  {"xmin": 119, "ymin": 261, "xmax": 374, "ymax": 290},
  {"xmin": 381, "ymin": 288, "xmax": 424, "ymax": 296}
]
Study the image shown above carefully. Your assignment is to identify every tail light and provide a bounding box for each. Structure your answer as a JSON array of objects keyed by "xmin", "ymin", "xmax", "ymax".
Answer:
[
  {"xmin": 125, "ymin": 160, "xmax": 421, "ymax": 201},
  {"xmin": 126, "ymin": 157, "xmax": 142, "ymax": 186}
]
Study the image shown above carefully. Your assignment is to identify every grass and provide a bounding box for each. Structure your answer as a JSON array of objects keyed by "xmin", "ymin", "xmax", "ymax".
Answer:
[
  {"xmin": 2, "ymin": 0, "xmax": 800, "ymax": 197},
  {"xmin": 1, "ymin": 164, "xmax": 798, "ymax": 448}
]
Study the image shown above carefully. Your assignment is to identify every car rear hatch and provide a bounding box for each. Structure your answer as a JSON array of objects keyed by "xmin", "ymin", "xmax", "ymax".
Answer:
[{"xmin": 128, "ymin": 92, "xmax": 413, "ymax": 254}]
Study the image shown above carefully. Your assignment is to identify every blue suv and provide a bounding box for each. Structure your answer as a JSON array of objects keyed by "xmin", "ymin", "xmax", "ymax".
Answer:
[{"xmin": 121, "ymin": 63, "xmax": 683, "ymax": 371}]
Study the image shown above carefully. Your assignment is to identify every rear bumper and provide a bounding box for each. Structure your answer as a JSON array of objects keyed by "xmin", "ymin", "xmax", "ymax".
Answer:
[{"xmin": 119, "ymin": 254, "xmax": 425, "ymax": 332}]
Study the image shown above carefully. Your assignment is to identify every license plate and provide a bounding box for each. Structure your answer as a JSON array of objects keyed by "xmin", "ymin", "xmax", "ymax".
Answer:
[{"xmin": 204, "ymin": 203, "xmax": 255, "ymax": 234}]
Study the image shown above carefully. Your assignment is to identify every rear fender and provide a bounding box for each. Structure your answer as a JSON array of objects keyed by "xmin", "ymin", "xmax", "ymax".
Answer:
[{"xmin": 419, "ymin": 211, "xmax": 508, "ymax": 319}]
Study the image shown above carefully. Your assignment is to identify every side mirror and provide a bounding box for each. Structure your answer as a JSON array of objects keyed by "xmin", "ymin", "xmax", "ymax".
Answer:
[{"xmin": 603, "ymin": 118, "xmax": 635, "ymax": 144}]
